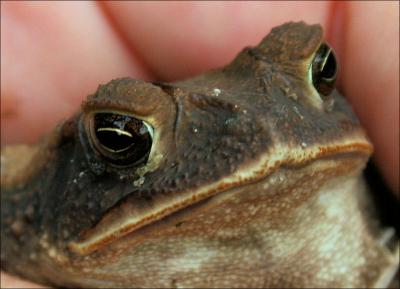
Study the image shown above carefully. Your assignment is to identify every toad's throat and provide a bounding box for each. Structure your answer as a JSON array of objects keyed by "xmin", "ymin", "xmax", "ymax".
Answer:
[{"xmin": 69, "ymin": 135, "xmax": 372, "ymax": 255}]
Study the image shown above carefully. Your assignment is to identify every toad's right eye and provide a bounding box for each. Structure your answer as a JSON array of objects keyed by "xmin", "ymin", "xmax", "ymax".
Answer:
[{"xmin": 88, "ymin": 113, "xmax": 153, "ymax": 166}]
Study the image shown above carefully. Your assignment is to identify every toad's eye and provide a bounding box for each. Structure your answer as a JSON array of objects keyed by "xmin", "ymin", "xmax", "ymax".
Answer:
[
  {"xmin": 89, "ymin": 113, "xmax": 153, "ymax": 166},
  {"xmin": 311, "ymin": 43, "xmax": 338, "ymax": 96}
]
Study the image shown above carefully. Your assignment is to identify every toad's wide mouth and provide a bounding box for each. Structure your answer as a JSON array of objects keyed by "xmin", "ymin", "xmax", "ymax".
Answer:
[{"xmin": 69, "ymin": 134, "xmax": 372, "ymax": 255}]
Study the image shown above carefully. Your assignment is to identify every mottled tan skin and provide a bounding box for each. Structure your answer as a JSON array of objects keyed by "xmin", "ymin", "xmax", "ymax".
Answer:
[{"xmin": 1, "ymin": 22, "xmax": 398, "ymax": 288}]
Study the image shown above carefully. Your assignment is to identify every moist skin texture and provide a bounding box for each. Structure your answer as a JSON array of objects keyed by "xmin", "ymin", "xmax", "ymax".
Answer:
[{"xmin": 1, "ymin": 22, "xmax": 399, "ymax": 288}]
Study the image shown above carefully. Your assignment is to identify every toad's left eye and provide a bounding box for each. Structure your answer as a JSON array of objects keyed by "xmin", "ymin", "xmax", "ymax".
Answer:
[
  {"xmin": 89, "ymin": 113, "xmax": 153, "ymax": 166},
  {"xmin": 311, "ymin": 43, "xmax": 338, "ymax": 96}
]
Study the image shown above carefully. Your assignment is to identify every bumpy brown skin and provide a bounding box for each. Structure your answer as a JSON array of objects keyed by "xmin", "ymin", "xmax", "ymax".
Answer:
[{"xmin": 1, "ymin": 22, "xmax": 398, "ymax": 288}]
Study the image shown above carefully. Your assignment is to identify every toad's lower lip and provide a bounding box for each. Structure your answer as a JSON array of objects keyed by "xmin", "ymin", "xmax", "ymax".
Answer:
[{"xmin": 69, "ymin": 136, "xmax": 372, "ymax": 255}]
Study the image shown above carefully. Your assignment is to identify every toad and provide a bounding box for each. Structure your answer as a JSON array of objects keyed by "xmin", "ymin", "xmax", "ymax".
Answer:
[{"xmin": 1, "ymin": 22, "xmax": 398, "ymax": 288}]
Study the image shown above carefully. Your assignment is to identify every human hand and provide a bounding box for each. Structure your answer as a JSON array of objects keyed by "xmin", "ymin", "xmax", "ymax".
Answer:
[{"xmin": 1, "ymin": 2, "xmax": 398, "ymax": 288}]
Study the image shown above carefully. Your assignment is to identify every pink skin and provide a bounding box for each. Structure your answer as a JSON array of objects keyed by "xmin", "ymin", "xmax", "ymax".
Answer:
[{"xmin": 1, "ymin": 2, "xmax": 398, "ymax": 287}]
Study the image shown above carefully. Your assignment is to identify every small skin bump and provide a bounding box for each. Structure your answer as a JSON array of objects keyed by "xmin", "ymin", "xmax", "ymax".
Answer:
[
  {"xmin": 24, "ymin": 205, "xmax": 35, "ymax": 221},
  {"xmin": 10, "ymin": 219, "xmax": 24, "ymax": 237}
]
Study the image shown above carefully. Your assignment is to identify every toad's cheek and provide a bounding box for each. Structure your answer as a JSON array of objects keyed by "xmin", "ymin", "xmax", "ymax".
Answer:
[
  {"xmin": 68, "ymin": 135, "xmax": 373, "ymax": 254},
  {"xmin": 64, "ymin": 152, "xmax": 396, "ymax": 288}
]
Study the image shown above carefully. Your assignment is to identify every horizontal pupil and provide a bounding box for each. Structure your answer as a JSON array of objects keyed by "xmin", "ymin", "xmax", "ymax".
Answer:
[
  {"xmin": 96, "ymin": 129, "xmax": 135, "ymax": 152},
  {"xmin": 91, "ymin": 113, "xmax": 153, "ymax": 166},
  {"xmin": 320, "ymin": 52, "xmax": 336, "ymax": 79},
  {"xmin": 311, "ymin": 43, "xmax": 337, "ymax": 96}
]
